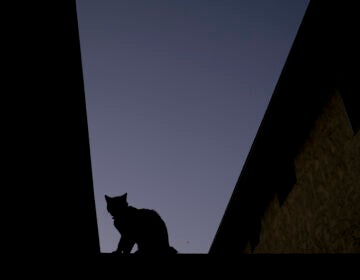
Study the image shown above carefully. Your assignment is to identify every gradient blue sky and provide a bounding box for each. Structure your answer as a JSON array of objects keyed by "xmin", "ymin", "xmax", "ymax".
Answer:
[{"xmin": 76, "ymin": 0, "xmax": 309, "ymax": 253}]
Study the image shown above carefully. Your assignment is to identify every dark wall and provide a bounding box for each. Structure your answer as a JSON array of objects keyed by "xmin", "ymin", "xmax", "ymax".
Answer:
[
  {"xmin": 6, "ymin": 2, "xmax": 100, "ymax": 257},
  {"xmin": 209, "ymin": 0, "xmax": 359, "ymax": 254},
  {"xmin": 254, "ymin": 92, "xmax": 360, "ymax": 253}
]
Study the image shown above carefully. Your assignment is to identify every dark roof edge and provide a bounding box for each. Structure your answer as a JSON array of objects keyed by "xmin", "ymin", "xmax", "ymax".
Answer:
[{"xmin": 209, "ymin": 0, "xmax": 358, "ymax": 254}]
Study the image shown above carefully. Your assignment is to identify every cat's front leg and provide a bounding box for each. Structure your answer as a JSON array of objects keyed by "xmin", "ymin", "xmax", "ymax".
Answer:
[{"xmin": 115, "ymin": 235, "xmax": 135, "ymax": 255}]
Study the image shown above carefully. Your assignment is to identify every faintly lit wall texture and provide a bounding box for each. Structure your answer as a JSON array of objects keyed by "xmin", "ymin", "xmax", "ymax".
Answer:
[
  {"xmin": 210, "ymin": 0, "xmax": 359, "ymax": 254},
  {"xmin": 254, "ymin": 92, "xmax": 360, "ymax": 253}
]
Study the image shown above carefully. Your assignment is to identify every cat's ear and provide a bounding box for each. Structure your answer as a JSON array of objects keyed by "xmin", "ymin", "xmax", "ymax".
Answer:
[
  {"xmin": 123, "ymin": 193, "xmax": 127, "ymax": 202},
  {"xmin": 105, "ymin": 195, "xmax": 111, "ymax": 202}
]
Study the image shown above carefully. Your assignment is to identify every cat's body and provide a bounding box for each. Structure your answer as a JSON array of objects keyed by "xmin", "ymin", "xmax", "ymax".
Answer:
[{"xmin": 105, "ymin": 193, "xmax": 177, "ymax": 255}]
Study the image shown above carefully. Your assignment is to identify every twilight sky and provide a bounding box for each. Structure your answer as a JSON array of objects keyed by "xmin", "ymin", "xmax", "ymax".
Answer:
[{"xmin": 76, "ymin": 0, "xmax": 309, "ymax": 253}]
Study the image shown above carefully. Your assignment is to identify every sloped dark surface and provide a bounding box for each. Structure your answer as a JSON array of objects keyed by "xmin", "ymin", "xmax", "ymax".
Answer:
[
  {"xmin": 6, "ymin": 1, "xmax": 100, "ymax": 256},
  {"xmin": 210, "ymin": 0, "xmax": 359, "ymax": 254}
]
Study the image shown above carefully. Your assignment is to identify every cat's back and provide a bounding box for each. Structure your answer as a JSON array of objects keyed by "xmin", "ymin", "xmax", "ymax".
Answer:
[
  {"xmin": 137, "ymin": 208, "xmax": 163, "ymax": 224},
  {"xmin": 135, "ymin": 208, "xmax": 168, "ymax": 235}
]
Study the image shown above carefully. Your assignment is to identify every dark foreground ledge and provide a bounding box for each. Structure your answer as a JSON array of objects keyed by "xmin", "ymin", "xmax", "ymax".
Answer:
[
  {"xmin": 8, "ymin": 254, "xmax": 357, "ymax": 277},
  {"xmin": 96, "ymin": 253, "xmax": 357, "ymax": 271}
]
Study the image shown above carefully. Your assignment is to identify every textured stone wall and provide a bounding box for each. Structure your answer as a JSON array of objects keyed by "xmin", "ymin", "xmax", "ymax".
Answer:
[{"xmin": 254, "ymin": 91, "xmax": 360, "ymax": 253}]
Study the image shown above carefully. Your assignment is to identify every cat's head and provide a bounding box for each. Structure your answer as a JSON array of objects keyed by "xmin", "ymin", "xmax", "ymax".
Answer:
[{"xmin": 105, "ymin": 193, "xmax": 128, "ymax": 217}]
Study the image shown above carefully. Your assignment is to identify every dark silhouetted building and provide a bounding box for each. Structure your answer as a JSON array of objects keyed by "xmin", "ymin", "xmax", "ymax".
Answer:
[
  {"xmin": 210, "ymin": 0, "xmax": 359, "ymax": 254},
  {"xmin": 6, "ymin": 1, "xmax": 100, "ymax": 257}
]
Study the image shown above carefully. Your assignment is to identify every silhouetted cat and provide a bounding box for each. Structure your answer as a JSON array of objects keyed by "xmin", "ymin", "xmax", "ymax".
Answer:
[{"xmin": 105, "ymin": 193, "xmax": 177, "ymax": 255}]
